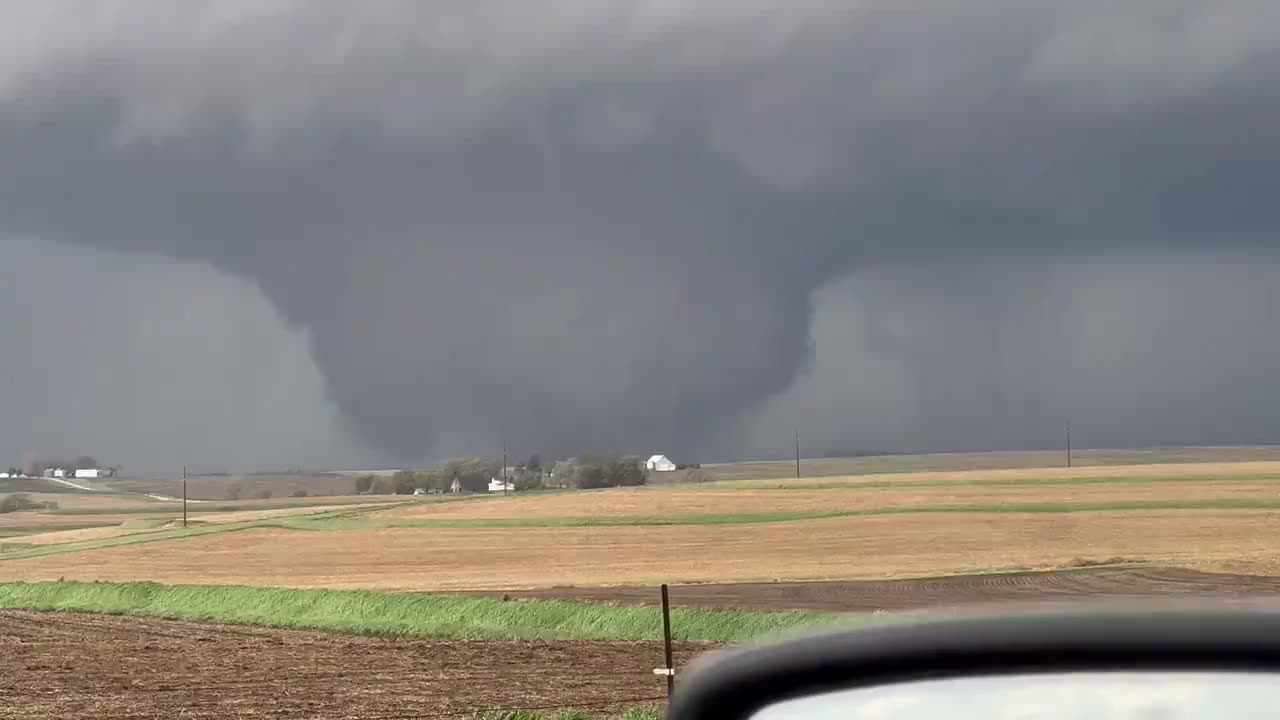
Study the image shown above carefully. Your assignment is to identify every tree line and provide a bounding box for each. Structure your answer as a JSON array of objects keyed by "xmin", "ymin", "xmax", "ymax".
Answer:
[
  {"xmin": 11, "ymin": 455, "xmax": 118, "ymax": 476},
  {"xmin": 353, "ymin": 454, "xmax": 648, "ymax": 495}
]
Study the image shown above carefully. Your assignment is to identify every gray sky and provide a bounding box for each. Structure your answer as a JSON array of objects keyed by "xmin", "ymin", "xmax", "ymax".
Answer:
[
  {"xmin": 2, "ymin": 2, "xmax": 1280, "ymax": 469},
  {"xmin": 0, "ymin": 234, "xmax": 370, "ymax": 473}
]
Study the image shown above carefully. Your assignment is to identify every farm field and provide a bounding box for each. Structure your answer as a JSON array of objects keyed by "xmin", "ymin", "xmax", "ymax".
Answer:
[
  {"xmin": 0, "ymin": 492, "xmax": 166, "ymax": 510},
  {"xmin": 703, "ymin": 446, "xmax": 1280, "ymax": 481},
  {"xmin": 8, "ymin": 453, "xmax": 1280, "ymax": 717},
  {"xmin": 8, "ymin": 460, "xmax": 1280, "ymax": 589},
  {"xmin": 462, "ymin": 566, "xmax": 1280, "ymax": 611},
  {"xmin": 0, "ymin": 609, "xmax": 693, "ymax": 719},
  {"xmin": 385, "ymin": 471, "xmax": 1280, "ymax": 522},
  {"xmin": 103, "ymin": 472, "xmax": 361, "ymax": 500},
  {"xmin": 0, "ymin": 492, "xmax": 174, "ymax": 534},
  {"xmin": 0, "ymin": 501, "xmax": 401, "ymax": 544},
  {"xmin": 8, "ymin": 509, "xmax": 1280, "ymax": 589}
]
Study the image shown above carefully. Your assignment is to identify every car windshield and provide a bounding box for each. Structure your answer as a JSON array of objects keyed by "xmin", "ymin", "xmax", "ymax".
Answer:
[{"xmin": 2, "ymin": 3, "xmax": 1279, "ymax": 718}]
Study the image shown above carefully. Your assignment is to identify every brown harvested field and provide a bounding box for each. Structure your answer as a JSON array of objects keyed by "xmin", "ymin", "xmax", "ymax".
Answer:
[
  {"xmin": 107, "ymin": 473, "xmax": 370, "ymax": 500},
  {"xmin": 462, "ymin": 567, "xmax": 1280, "ymax": 611},
  {"xmin": 0, "ymin": 511, "xmax": 153, "ymax": 531},
  {"xmin": 0, "ymin": 610, "xmax": 696, "ymax": 719},
  {"xmin": 7, "ymin": 510, "xmax": 1280, "ymax": 590},
  {"xmin": 179, "ymin": 494, "xmax": 403, "ymax": 509},
  {"xmin": 723, "ymin": 460, "xmax": 1280, "ymax": 488},
  {"xmin": 706, "ymin": 447, "xmax": 1280, "ymax": 481},
  {"xmin": 180, "ymin": 501, "xmax": 388, "ymax": 524},
  {"xmin": 0, "ymin": 494, "xmax": 175, "ymax": 532},
  {"xmin": 0, "ymin": 526, "xmax": 143, "ymax": 546},
  {"xmin": 0, "ymin": 493, "xmax": 397, "ymax": 526},
  {"xmin": 0, "ymin": 502, "xmax": 392, "ymax": 546},
  {"xmin": 386, "ymin": 478, "xmax": 1280, "ymax": 520},
  {"xmin": 2, "ymin": 492, "xmax": 175, "ymax": 510}
]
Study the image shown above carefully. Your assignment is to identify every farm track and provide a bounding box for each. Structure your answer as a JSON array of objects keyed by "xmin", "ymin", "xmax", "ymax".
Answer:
[
  {"xmin": 0, "ymin": 610, "xmax": 700, "ymax": 719},
  {"xmin": 458, "ymin": 567, "xmax": 1280, "ymax": 611}
]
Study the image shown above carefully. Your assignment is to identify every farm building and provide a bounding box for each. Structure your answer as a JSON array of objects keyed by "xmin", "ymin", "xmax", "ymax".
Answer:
[
  {"xmin": 74, "ymin": 468, "xmax": 102, "ymax": 479},
  {"xmin": 646, "ymin": 455, "xmax": 677, "ymax": 472},
  {"xmin": 488, "ymin": 477, "xmax": 514, "ymax": 493}
]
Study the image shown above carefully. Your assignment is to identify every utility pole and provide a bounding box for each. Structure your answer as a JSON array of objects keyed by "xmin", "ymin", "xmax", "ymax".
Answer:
[
  {"xmin": 659, "ymin": 584, "xmax": 675, "ymax": 699},
  {"xmin": 182, "ymin": 465, "xmax": 188, "ymax": 528},
  {"xmin": 1066, "ymin": 424, "xmax": 1072, "ymax": 468},
  {"xmin": 795, "ymin": 429, "xmax": 801, "ymax": 479}
]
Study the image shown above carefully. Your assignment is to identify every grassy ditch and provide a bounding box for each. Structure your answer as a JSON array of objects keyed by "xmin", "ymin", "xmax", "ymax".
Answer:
[{"xmin": 0, "ymin": 581, "xmax": 858, "ymax": 643}]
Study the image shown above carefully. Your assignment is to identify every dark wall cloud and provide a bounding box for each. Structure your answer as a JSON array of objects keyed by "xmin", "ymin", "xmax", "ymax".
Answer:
[
  {"xmin": 0, "ymin": 235, "xmax": 368, "ymax": 473},
  {"xmin": 731, "ymin": 249, "xmax": 1280, "ymax": 459},
  {"xmin": 2, "ymin": 2, "xmax": 1280, "ymax": 464}
]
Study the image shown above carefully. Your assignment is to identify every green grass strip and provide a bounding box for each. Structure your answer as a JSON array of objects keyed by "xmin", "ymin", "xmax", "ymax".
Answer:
[{"xmin": 0, "ymin": 581, "xmax": 855, "ymax": 643}]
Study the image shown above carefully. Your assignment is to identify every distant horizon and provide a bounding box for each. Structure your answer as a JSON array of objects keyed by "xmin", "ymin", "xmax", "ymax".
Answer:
[{"xmin": 159, "ymin": 442, "xmax": 1280, "ymax": 479}]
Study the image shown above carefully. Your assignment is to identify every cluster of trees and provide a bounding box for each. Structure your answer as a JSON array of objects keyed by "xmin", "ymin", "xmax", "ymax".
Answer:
[
  {"xmin": 559, "ymin": 456, "xmax": 647, "ymax": 489},
  {"xmin": 14, "ymin": 454, "xmax": 118, "ymax": 477},
  {"xmin": 354, "ymin": 457, "xmax": 507, "ymax": 495},
  {"xmin": 352, "ymin": 453, "xmax": 648, "ymax": 495}
]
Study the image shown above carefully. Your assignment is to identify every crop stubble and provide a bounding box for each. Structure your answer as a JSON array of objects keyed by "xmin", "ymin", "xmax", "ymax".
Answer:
[
  {"xmin": 1, "ymin": 502, "xmax": 388, "ymax": 546},
  {"xmin": 7, "ymin": 510, "xmax": 1280, "ymax": 590},
  {"xmin": 464, "ymin": 566, "xmax": 1280, "ymax": 611},
  {"xmin": 385, "ymin": 477, "xmax": 1280, "ymax": 521}
]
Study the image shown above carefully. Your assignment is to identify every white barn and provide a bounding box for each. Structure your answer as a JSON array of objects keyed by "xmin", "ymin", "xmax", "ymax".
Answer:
[{"xmin": 646, "ymin": 455, "xmax": 677, "ymax": 472}]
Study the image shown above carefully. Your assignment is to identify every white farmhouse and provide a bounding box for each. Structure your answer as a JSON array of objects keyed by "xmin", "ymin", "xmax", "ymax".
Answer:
[{"xmin": 646, "ymin": 455, "xmax": 677, "ymax": 472}]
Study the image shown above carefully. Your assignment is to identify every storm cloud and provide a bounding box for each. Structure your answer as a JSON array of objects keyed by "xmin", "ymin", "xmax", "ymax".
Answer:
[{"xmin": 2, "ymin": 2, "xmax": 1280, "ymax": 465}]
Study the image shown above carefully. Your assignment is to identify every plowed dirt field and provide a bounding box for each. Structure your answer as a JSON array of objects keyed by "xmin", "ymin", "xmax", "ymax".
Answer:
[
  {"xmin": 0, "ymin": 610, "xmax": 698, "ymax": 719},
  {"xmin": 460, "ymin": 566, "xmax": 1280, "ymax": 611}
]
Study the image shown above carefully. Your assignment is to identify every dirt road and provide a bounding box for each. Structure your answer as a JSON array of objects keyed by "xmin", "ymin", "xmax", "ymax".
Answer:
[{"xmin": 0, "ymin": 611, "xmax": 702, "ymax": 719}]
